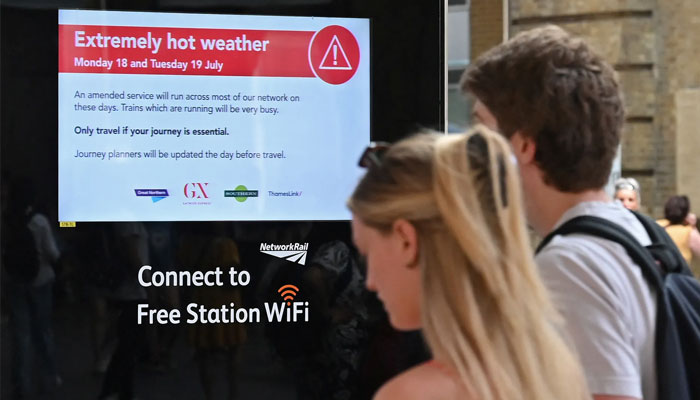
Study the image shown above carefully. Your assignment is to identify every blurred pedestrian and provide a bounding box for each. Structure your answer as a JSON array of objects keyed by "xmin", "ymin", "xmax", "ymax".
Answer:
[
  {"xmin": 2, "ymin": 178, "xmax": 61, "ymax": 399},
  {"xmin": 98, "ymin": 222, "xmax": 149, "ymax": 400},
  {"xmin": 657, "ymin": 195, "xmax": 700, "ymax": 265},
  {"xmin": 615, "ymin": 177, "xmax": 641, "ymax": 211},
  {"xmin": 177, "ymin": 222, "xmax": 246, "ymax": 400}
]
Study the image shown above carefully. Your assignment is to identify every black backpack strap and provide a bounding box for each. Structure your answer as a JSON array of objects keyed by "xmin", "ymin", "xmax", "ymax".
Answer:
[
  {"xmin": 631, "ymin": 210, "xmax": 672, "ymax": 245},
  {"xmin": 630, "ymin": 211, "xmax": 692, "ymax": 275},
  {"xmin": 536, "ymin": 215, "xmax": 665, "ymax": 289}
]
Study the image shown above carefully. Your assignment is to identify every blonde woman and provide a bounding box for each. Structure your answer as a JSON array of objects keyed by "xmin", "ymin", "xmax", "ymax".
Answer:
[{"xmin": 348, "ymin": 126, "xmax": 590, "ymax": 400}]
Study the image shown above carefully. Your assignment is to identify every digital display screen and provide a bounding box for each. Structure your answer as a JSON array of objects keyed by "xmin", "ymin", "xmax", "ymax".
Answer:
[{"xmin": 58, "ymin": 10, "xmax": 370, "ymax": 222}]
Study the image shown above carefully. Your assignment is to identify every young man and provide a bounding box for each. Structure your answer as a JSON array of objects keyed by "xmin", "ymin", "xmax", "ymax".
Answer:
[{"xmin": 461, "ymin": 25, "xmax": 656, "ymax": 400}]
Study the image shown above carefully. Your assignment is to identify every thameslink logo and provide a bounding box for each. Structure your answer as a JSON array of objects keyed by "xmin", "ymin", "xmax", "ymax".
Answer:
[
  {"xmin": 268, "ymin": 190, "xmax": 302, "ymax": 197},
  {"xmin": 260, "ymin": 243, "xmax": 309, "ymax": 265}
]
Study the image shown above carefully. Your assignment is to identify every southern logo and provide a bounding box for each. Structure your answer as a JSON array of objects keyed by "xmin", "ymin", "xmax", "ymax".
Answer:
[{"xmin": 225, "ymin": 185, "xmax": 258, "ymax": 202}]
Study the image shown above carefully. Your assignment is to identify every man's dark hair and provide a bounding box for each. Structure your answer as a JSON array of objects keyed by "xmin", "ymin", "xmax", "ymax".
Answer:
[
  {"xmin": 461, "ymin": 25, "xmax": 625, "ymax": 192},
  {"xmin": 664, "ymin": 195, "xmax": 690, "ymax": 225}
]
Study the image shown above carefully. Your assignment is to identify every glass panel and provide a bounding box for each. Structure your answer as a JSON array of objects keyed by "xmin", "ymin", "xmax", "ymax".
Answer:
[
  {"xmin": 448, "ymin": 85, "xmax": 471, "ymax": 131},
  {"xmin": 0, "ymin": 2, "xmax": 444, "ymax": 399}
]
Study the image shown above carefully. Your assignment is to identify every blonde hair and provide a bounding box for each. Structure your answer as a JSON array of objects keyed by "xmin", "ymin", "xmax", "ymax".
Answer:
[{"xmin": 348, "ymin": 126, "xmax": 590, "ymax": 400}]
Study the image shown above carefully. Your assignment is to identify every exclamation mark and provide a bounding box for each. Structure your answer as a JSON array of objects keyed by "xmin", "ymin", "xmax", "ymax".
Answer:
[{"xmin": 333, "ymin": 44, "xmax": 338, "ymax": 65}]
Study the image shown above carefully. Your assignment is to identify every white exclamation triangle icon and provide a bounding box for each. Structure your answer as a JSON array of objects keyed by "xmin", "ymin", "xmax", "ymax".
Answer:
[{"xmin": 319, "ymin": 35, "xmax": 352, "ymax": 70}]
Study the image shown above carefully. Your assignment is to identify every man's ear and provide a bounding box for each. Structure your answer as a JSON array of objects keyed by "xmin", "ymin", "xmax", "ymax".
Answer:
[
  {"xmin": 510, "ymin": 131, "xmax": 536, "ymax": 165},
  {"xmin": 392, "ymin": 219, "xmax": 419, "ymax": 267}
]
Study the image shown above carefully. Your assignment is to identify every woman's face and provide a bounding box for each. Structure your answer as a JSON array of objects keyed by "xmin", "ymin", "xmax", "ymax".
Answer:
[
  {"xmin": 351, "ymin": 216, "xmax": 422, "ymax": 330},
  {"xmin": 615, "ymin": 189, "xmax": 639, "ymax": 211}
]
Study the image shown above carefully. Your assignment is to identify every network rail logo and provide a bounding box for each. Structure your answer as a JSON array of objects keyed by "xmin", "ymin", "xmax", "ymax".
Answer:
[
  {"xmin": 135, "ymin": 189, "xmax": 169, "ymax": 203},
  {"xmin": 260, "ymin": 243, "xmax": 309, "ymax": 265}
]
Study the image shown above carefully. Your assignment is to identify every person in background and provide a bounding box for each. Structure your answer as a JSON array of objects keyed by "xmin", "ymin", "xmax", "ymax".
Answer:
[
  {"xmin": 144, "ymin": 222, "xmax": 179, "ymax": 371},
  {"xmin": 657, "ymin": 195, "xmax": 700, "ymax": 266},
  {"xmin": 177, "ymin": 222, "xmax": 246, "ymax": 400},
  {"xmin": 98, "ymin": 222, "xmax": 149, "ymax": 400},
  {"xmin": 348, "ymin": 127, "xmax": 590, "ymax": 400},
  {"xmin": 462, "ymin": 25, "xmax": 656, "ymax": 400},
  {"xmin": 302, "ymin": 240, "xmax": 370, "ymax": 400},
  {"xmin": 3, "ymin": 178, "xmax": 62, "ymax": 399},
  {"xmin": 614, "ymin": 177, "xmax": 641, "ymax": 211}
]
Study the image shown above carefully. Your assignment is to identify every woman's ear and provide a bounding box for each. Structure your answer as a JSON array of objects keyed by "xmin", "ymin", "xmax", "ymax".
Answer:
[{"xmin": 392, "ymin": 219, "xmax": 419, "ymax": 268}]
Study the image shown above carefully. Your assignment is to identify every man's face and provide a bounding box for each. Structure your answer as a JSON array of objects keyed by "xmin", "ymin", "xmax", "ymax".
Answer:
[
  {"xmin": 472, "ymin": 98, "xmax": 543, "ymax": 232},
  {"xmin": 472, "ymin": 99, "xmax": 500, "ymax": 131}
]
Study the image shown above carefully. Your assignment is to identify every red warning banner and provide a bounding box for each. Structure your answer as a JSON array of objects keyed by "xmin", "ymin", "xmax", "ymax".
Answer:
[{"xmin": 59, "ymin": 25, "xmax": 317, "ymax": 77}]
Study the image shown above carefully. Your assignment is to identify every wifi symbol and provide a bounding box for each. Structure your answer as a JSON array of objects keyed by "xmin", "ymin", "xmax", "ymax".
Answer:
[{"xmin": 278, "ymin": 284, "xmax": 300, "ymax": 306}]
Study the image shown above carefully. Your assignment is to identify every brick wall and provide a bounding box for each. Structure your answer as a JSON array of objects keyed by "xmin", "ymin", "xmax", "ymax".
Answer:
[
  {"xmin": 502, "ymin": 0, "xmax": 700, "ymax": 217},
  {"xmin": 470, "ymin": 0, "xmax": 505, "ymax": 59},
  {"xmin": 653, "ymin": 0, "xmax": 700, "ymax": 216},
  {"xmin": 676, "ymin": 90, "xmax": 700, "ymax": 222}
]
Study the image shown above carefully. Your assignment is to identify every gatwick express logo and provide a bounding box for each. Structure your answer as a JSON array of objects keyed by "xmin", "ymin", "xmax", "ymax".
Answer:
[
  {"xmin": 184, "ymin": 183, "xmax": 209, "ymax": 199},
  {"xmin": 260, "ymin": 243, "xmax": 309, "ymax": 265},
  {"xmin": 183, "ymin": 183, "xmax": 211, "ymax": 205}
]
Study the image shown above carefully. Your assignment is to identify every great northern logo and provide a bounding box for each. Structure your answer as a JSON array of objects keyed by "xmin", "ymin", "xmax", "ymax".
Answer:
[
  {"xmin": 225, "ymin": 185, "xmax": 258, "ymax": 203},
  {"xmin": 260, "ymin": 243, "xmax": 309, "ymax": 265},
  {"xmin": 135, "ymin": 189, "xmax": 169, "ymax": 203}
]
